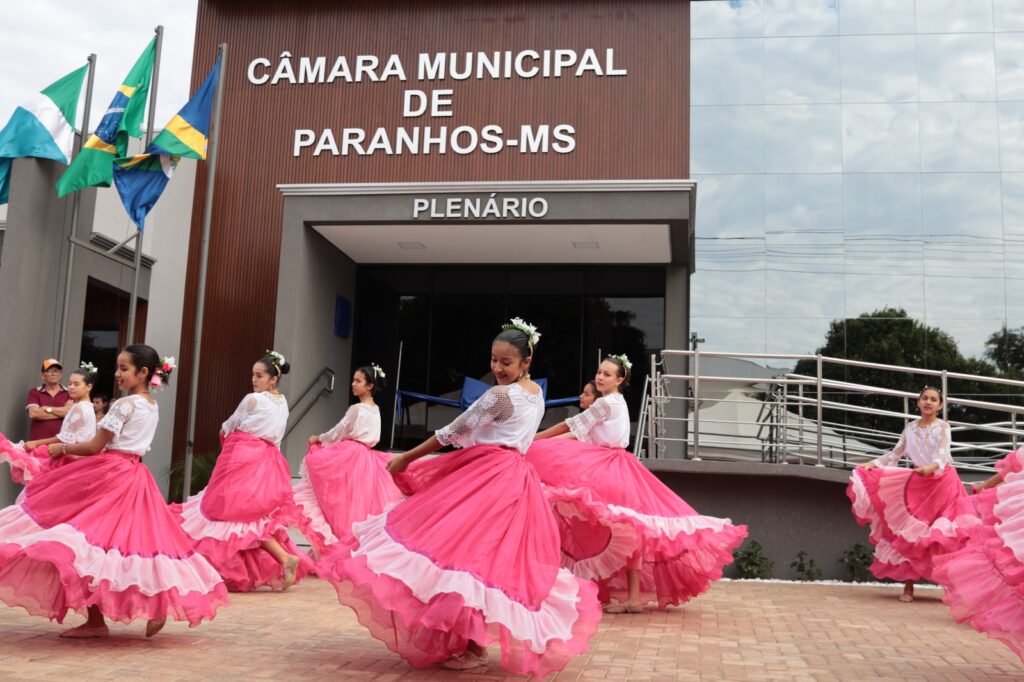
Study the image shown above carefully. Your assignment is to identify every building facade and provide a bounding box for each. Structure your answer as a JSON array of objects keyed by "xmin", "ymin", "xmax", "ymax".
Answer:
[{"xmin": 691, "ymin": 0, "xmax": 1024, "ymax": 367}]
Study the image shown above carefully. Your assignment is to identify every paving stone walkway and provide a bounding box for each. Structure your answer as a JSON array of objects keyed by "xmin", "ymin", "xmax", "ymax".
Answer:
[{"xmin": 0, "ymin": 578, "xmax": 1019, "ymax": 681}]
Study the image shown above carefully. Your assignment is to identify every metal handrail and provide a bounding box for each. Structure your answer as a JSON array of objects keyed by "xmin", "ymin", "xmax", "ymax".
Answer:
[
  {"xmin": 283, "ymin": 367, "xmax": 336, "ymax": 441},
  {"xmin": 638, "ymin": 350, "xmax": 1024, "ymax": 474}
]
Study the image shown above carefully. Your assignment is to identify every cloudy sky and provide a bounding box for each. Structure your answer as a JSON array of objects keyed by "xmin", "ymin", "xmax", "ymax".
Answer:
[{"xmin": 0, "ymin": 1, "xmax": 198, "ymax": 133}]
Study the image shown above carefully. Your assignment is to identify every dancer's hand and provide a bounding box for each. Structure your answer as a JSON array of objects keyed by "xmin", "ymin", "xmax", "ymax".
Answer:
[
  {"xmin": 388, "ymin": 454, "xmax": 410, "ymax": 474},
  {"xmin": 47, "ymin": 443, "xmax": 63, "ymax": 458},
  {"xmin": 914, "ymin": 463, "xmax": 940, "ymax": 476},
  {"xmin": 23, "ymin": 440, "xmax": 39, "ymax": 451},
  {"xmin": 858, "ymin": 461, "xmax": 877, "ymax": 470},
  {"xmin": 307, "ymin": 435, "xmax": 320, "ymax": 445},
  {"xmin": 971, "ymin": 482, "xmax": 982, "ymax": 494}
]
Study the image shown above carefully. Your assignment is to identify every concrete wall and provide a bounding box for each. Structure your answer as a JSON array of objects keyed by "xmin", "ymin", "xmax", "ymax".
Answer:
[
  {"xmin": 274, "ymin": 199, "xmax": 358, "ymax": 468},
  {"xmin": 0, "ymin": 158, "xmax": 76, "ymax": 504},
  {"xmin": 649, "ymin": 460, "xmax": 872, "ymax": 581}
]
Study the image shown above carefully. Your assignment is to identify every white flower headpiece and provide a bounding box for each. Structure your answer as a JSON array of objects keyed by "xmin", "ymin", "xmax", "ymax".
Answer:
[
  {"xmin": 609, "ymin": 353, "xmax": 633, "ymax": 371},
  {"xmin": 503, "ymin": 317, "xmax": 541, "ymax": 347},
  {"xmin": 265, "ymin": 350, "xmax": 286, "ymax": 371},
  {"xmin": 79, "ymin": 361, "xmax": 98, "ymax": 376},
  {"xmin": 370, "ymin": 363, "xmax": 386, "ymax": 380}
]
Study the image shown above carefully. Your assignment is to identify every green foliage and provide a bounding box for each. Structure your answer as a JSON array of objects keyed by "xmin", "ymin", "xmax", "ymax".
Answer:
[
  {"xmin": 792, "ymin": 308, "xmax": 1019, "ymax": 443},
  {"xmin": 985, "ymin": 325, "xmax": 1024, "ymax": 374},
  {"xmin": 733, "ymin": 540, "xmax": 774, "ymax": 579},
  {"xmin": 790, "ymin": 550, "xmax": 823, "ymax": 581},
  {"xmin": 840, "ymin": 543, "xmax": 873, "ymax": 582},
  {"xmin": 167, "ymin": 451, "xmax": 220, "ymax": 503}
]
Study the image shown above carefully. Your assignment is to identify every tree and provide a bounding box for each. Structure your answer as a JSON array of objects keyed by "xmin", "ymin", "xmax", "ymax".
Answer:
[
  {"xmin": 793, "ymin": 308, "xmax": 1008, "ymax": 445},
  {"xmin": 985, "ymin": 325, "xmax": 1024, "ymax": 374}
]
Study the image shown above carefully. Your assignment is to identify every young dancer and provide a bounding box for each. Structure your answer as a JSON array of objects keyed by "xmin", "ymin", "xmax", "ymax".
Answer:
[
  {"xmin": 1, "ymin": 364, "xmax": 98, "ymax": 484},
  {"xmin": 931, "ymin": 445, "xmax": 1024, "ymax": 660},
  {"xmin": 295, "ymin": 364, "xmax": 402, "ymax": 557},
  {"xmin": 318, "ymin": 319, "xmax": 600, "ymax": 676},
  {"xmin": 579, "ymin": 380, "xmax": 598, "ymax": 410},
  {"xmin": 0, "ymin": 345, "xmax": 227, "ymax": 637},
  {"xmin": 848, "ymin": 386, "xmax": 974, "ymax": 601},
  {"xmin": 527, "ymin": 354, "xmax": 747, "ymax": 612},
  {"xmin": 174, "ymin": 351, "xmax": 312, "ymax": 592}
]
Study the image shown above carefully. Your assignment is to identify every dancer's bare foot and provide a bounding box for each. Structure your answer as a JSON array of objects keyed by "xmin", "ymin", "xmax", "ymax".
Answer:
[
  {"xmin": 60, "ymin": 622, "xmax": 110, "ymax": 638},
  {"xmin": 145, "ymin": 618, "xmax": 166, "ymax": 638},
  {"xmin": 898, "ymin": 593, "xmax": 914, "ymax": 602},
  {"xmin": 441, "ymin": 651, "xmax": 489, "ymax": 670},
  {"xmin": 604, "ymin": 602, "xmax": 643, "ymax": 614},
  {"xmin": 282, "ymin": 554, "xmax": 299, "ymax": 590}
]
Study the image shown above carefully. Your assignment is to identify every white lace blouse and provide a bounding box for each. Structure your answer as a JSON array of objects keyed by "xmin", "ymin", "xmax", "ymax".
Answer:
[
  {"xmin": 874, "ymin": 420, "xmax": 954, "ymax": 471},
  {"xmin": 57, "ymin": 401, "xmax": 97, "ymax": 445},
  {"xmin": 435, "ymin": 383, "xmax": 545, "ymax": 454},
  {"xmin": 566, "ymin": 392, "xmax": 630, "ymax": 449},
  {"xmin": 221, "ymin": 391, "xmax": 289, "ymax": 446},
  {"xmin": 319, "ymin": 403, "xmax": 380, "ymax": 447},
  {"xmin": 98, "ymin": 394, "xmax": 159, "ymax": 455}
]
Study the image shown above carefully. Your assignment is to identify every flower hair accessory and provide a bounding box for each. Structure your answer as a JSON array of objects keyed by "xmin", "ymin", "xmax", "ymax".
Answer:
[
  {"xmin": 609, "ymin": 353, "xmax": 632, "ymax": 371},
  {"xmin": 79, "ymin": 361, "xmax": 98, "ymax": 376},
  {"xmin": 370, "ymin": 363, "xmax": 385, "ymax": 380},
  {"xmin": 265, "ymin": 349, "xmax": 286, "ymax": 372},
  {"xmin": 152, "ymin": 356, "xmax": 176, "ymax": 390},
  {"xmin": 503, "ymin": 317, "xmax": 541, "ymax": 347}
]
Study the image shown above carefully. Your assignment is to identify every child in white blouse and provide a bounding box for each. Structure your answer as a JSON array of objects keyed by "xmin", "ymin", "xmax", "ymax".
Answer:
[{"xmin": 24, "ymin": 365, "xmax": 98, "ymax": 456}]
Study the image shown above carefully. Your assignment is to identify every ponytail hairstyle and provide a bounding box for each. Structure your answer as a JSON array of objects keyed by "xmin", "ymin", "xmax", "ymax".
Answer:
[
  {"xmin": 355, "ymin": 364, "xmax": 387, "ymax": 396},
  {"xmin": 259, "ymin": 350, "xmax": 291, "ymax": 380},
  {"xmin": 604, "ymin": 353, "xmax": 632, "ymax": 389}
]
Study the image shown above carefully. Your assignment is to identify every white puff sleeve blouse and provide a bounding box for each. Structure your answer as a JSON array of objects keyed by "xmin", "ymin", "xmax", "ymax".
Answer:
[{"xmin": 435, "ymin": 383, "xmax": 545, "ymax": 455}]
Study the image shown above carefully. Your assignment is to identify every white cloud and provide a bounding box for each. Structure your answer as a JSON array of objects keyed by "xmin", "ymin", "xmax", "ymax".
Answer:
[{"xmin": 0, "ymin": 1, "xmax": 198, "ymax": 136}]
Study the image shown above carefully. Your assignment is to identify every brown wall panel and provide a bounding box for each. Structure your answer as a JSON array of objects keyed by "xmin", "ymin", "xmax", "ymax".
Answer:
[{"xmin": 173, "ymin": 0, "xmax": 690, "ymax": 467}]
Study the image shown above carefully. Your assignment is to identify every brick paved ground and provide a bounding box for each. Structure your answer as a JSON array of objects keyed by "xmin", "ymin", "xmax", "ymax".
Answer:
[{"xmin": 0, "ymin": 578, "xmax": 1019, "ymax": 681}]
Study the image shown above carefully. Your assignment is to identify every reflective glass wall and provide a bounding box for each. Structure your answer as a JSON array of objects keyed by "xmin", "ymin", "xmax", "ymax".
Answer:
[{"xmin": 691, "ymin": 0, "xmax": 1024, "ymax": 367}]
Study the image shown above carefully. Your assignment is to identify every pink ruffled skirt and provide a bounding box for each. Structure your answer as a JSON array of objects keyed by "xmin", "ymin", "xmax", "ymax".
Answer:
[
  {"xmin": 0, "ymin": 450, "xmax": 228, "ymax": 626},
  {"xmin": 933, "ymin": 448, "xmax": 1024, "ymax": 661},
  {"xmin": 0, "ymin": 433, "xmax": 53, "ymax": 484},
  {"xmin": 171, "ymin": 431, "xmax": 312, "ymax": 592},
  {"xmin": 318, "ymin": 444, "xmax": 601, "ymax": 678},
  {"xmin": 525, "ymin": 439, "xmax": 747, "ymax": 608},
  {"xmin": 848, "ymin": 463, "xmax": 976, "ymax": 582},
  {"xmin": 295, "ymin": 440, "xmax": 403, "ymax": 557}
]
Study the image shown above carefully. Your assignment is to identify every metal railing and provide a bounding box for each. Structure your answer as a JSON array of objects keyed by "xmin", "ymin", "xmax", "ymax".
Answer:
[
  {"xmin": 283, "ymin": 367, "xmax": 336, "ymax": 441},
  {"xmin": 638, "ymin": 351, "xmax": 1024, "ymax": 474}
]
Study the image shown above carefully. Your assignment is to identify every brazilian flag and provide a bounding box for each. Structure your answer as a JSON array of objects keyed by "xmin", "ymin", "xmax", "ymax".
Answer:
[{"xmin": 56, "ymin": 37, "xmax": 156, "ymax": 197}]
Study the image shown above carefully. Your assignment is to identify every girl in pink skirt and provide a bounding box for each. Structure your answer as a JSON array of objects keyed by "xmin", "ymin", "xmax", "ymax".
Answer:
[
  {"xmin": 1, "ymin": 364, "xmax": 98, "ymax": 484},
  {"xmin": 174, "ymin": 351, "xmax": 312, "ymax": 592},
  {"xmin": 0, "ymin": 345, "xmax": 227, "ymax": 638},
  {"xmin": 319, "ymin": 319, "xmax": 601, "ymax": 676},
  {"xmin": 296, "ymin": 364, "xmax": 401, "ymax": 557},
  {"xmin": 848, "ymin": 386, "xmax": 975, "ymax": 601},
  {"xmin": 932, "ymin": 446, "xmax": 1024, "ymax": 660},
  {"xmin": 527, "ymin": 354, "xmax": 747, "ymax": 613}
]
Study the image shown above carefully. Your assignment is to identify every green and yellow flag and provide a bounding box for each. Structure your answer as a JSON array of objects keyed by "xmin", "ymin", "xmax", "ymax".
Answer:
[{"xmin": 56, "ymin": 37, "xmax": 156, "ymax": 197}]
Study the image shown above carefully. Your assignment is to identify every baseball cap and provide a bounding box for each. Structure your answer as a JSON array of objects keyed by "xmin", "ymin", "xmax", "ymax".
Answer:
[{"xmin": 41, "ymin": 358, "xmax": 63, "ymax": 371}]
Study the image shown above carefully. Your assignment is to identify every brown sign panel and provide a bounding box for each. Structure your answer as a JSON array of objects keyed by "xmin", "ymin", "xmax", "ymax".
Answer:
[{"xmin": 174, "ymin": 0, "xmax": 690, "ymax": 461}]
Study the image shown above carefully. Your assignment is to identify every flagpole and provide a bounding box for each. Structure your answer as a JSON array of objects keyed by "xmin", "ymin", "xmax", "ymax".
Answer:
[
  {"xmin": 127, "ymin": 24, "xmax": 163, "ymax": 344},
  {"xmin": 183, "ymin": 43, "xmax": 227, "ymax": 501},
  {"xmin": 57, "ymin": 54, "xmax": 96, "ymax": 361}
]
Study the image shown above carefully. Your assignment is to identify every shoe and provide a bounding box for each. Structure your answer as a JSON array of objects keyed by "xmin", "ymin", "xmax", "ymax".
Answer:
[
  {"xmin": 440, "ymin": 652, "xmax": 489, "ymax": 670},
  {"xmin": 60, "ymin": 624, "xmax": 110, "ymax": 639},
  {"xmin": 145, "ymin": 619, "xmax": 166, "ymax": 638},
  {"xmin": 898, "ymin": 593, "xmax": 914, "ymax": 603},
  {"xmin": 604, "ymin": 603, "xmax": 643, "ymax": 614}
]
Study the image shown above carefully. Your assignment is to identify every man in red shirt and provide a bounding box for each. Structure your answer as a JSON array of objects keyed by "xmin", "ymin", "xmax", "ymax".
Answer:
[{"xmin": 26, "ymin": 358, "xmax": 72, "ymax": 441}]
